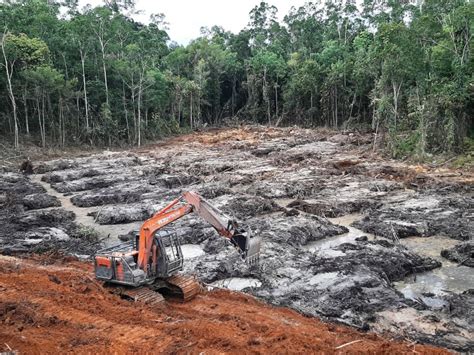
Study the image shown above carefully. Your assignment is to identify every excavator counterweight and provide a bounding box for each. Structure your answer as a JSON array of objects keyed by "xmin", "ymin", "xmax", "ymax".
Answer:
[{"xmin": 94, "ymin": 192, "xmax": 261, "ymax": 304}]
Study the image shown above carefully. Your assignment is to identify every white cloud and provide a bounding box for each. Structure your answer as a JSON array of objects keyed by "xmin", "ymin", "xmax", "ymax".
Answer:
[{"xmin": 79, "ymin": 0, "xmax": 308, "ymax": 44}]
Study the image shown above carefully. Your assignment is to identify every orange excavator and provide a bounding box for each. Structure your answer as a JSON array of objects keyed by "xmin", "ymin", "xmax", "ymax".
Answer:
[{"xmin": 94, "ymin": 191, "xmax": 261, "ymax": 304}]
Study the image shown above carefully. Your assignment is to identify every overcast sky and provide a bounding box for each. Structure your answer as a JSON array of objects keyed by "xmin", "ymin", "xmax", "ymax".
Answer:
[{"xmin": 80, "ymin": 0, "xmax": 309, "ymax": 44}]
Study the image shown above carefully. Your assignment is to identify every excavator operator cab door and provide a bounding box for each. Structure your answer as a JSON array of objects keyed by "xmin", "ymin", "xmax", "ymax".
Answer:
[{"xmin": 154, "ymin": 230, "xmax": 184, "ymax": 278}]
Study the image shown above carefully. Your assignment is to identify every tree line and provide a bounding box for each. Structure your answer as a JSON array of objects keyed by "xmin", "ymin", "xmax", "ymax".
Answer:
[{"xmin": 0, "ymin": 0, "xmax": 472, "ymax": 156}]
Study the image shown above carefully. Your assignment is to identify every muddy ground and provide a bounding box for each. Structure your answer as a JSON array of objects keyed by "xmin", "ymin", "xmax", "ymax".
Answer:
[
  {"xmin": 0, "ymin": 255, "xmax": 450, "ymax": 354},
  {"xmin": 1, "ymin": 126, "xmax": 473, "ymax": 352}
]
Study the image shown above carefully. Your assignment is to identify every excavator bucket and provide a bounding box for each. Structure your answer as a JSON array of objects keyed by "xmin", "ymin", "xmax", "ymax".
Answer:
[
  {"xmin": 245, "ymin": 236, "xmax": 261, "ymax": 266},
  {"xmin": 230, "ymin": 232, "xmax": 261, "ymax": 266}
]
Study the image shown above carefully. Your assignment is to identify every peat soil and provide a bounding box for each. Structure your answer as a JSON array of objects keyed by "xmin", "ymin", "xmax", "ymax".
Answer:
[{"xmin": 1, "ymin": 126, "xmax": 473, "ymax": 351}]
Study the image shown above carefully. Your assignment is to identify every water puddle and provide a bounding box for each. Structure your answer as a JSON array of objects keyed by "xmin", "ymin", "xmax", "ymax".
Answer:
[
  {"xmin": 305, "ymin": 212, "xmax": 472, "ymax": 308},
  {"xmin": 181, "ymin": 244, "xmax": 205, "ymax": 259},
  {"xmin": 328, "ymin": 213, "xmax": 365, "ymax": 228},
  {"xmin": 274, "ymin": 198, "xmax": 296, "ymax": 209},
  {"xmin": 304, "ymin": 214, "xmax": 376, "ymax": 254},
  {"xmin": 394, "ymin": 265, "xmax": 473, "ymax": 308},
  {"xmin": 395, "ymin": 235, "xmax": 473, "ymax": 305},
  {"xmin": 31, "ymin": 174, "xmax": 142, "ymax": 247},
  {"xmin": 400, "ymin": 235, "xmax": 458, "ymax": 261},
  {"xmin": 211, "ymin": 278, "xmax": 262, "ymax": 291}
]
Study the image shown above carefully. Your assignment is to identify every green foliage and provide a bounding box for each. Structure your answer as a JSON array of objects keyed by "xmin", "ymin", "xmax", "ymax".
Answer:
[
  {"xmin": 148, "ymin": 112, "xmax": 181, "ymax": 137},
  {"xmin": 451, "ymin": 137, "xmax": 474, "ymax": 168},
  {"xmin": 23, "ymin": 65, "xmax": 64, "ymax": 91},
  {"xmin": 452, "ymin": 154, "xmax": 474, "ymax": 169},
  {"xmin": 3, "ymin": 33, "xmax": 49, "ymax": 68},
  {"xmin": 391, "ymin": 131, "xmax": 422, "ymax": 159},
  {"xmin": 0, "ymin": 0, "xmax": 471, "ymax": 157}
]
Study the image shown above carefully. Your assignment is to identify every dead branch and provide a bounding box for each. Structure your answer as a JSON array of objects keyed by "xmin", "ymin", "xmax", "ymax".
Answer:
[{"xmin": 335, "ymin": 339, "xmax": 363, "ymax": 349}]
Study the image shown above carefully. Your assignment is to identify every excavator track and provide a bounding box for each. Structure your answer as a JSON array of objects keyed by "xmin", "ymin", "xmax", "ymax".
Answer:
[
  {"xmin": 161, "ymin": 274, "xmax": 201, "ymax": 302},
  {"xmin": 119, "ymin": 287, "xmax": 165, "ymax": 306}
]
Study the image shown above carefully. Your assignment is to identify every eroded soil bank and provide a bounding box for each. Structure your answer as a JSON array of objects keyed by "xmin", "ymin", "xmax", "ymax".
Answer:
[{"xmin": 1, "ymin": 126, "xmax": 473, "ymax": 352}]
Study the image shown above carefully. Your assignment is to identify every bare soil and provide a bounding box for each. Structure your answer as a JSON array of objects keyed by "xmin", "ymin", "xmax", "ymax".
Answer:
[
  {"xmin": 0, "ymin": 255, "xmax": 448, "ymax": 354},
  {"xmin": 0, "ymin": 125, "xmax": 473, "ymax": 352}
]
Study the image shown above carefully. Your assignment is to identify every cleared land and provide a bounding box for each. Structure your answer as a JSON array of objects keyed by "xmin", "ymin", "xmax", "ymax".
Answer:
[
  {"xmin": 1, "ymin": 126, "xmax": 473, "ymax": 353},
  {"xmin": 0, "ymin": 255, "xmax": 448, "ymax": 354}
]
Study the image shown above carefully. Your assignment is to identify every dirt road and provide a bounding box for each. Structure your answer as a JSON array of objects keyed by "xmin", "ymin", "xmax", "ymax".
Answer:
[{"xmin": 0, "ymin": 255, "xmax": 448, "ymax": 354}]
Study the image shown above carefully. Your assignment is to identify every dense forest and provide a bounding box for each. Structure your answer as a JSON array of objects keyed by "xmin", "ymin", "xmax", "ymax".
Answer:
[{"xmin": 0, "ymin": 0, "xmax": 472, "ymax": 156}]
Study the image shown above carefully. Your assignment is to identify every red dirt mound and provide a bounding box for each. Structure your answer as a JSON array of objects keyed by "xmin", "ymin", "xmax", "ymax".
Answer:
[{"xmin": 0, "ymin": 256, "xmax": 448, "ymax": 354}]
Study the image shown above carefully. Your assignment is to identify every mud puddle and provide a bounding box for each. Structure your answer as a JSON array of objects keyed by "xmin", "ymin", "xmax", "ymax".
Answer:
[
  {"xmin": 400, "ymin": 235, "xmax": 459, "ymax": 261},
  {"xmin": 395, "ymin": 266, "xmax": 474, "ymax": 308},
  {"xmin": 325, "ymin": 215, "xmax": 472, "ymax": 303},
  {"xmin": 395, "ymin": 235, "xmax": 474, "ymax": 305},
  {"xmin": 304, "ymin": 214, "xmax": 377, "ymax": 255},
  {"xmin": 313, "ymin": 214, "xmax": 473, "ymax": 322},
  {"xmin": 181, "ymin": 244, "xmax": 205, "ymax": 258},
  {"xmin": 31, "ymin": 174, "xmax": 141, "ymax": 247}
]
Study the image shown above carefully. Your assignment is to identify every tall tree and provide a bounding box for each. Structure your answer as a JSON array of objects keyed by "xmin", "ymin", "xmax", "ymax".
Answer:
[
  {"xmin": 0, "ymin": 0, "xmax": 471, "ymax": 156},
  {"xmin": 1, "ymin": 32, "xmax": 49, "ymax": 148}
]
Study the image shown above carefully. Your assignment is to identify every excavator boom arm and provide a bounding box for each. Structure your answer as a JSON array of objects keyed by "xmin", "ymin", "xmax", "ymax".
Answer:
[
  {"xmin": 182, "ymin": 191, "xmax": 233, "ymax": 238},
  {"xmin": 181, "ymin": 192, "xmax": 260, "ymax": 262},
  {"xmin": 137, "ymin": 191, "xmax": 261, "ymax": 270}
]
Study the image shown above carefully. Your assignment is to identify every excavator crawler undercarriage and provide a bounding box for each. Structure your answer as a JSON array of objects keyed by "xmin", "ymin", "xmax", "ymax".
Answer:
[
  {"xmin": 153, "ymin": 274, "xmax": 201, "ymax": 302},
  {"xmin": 118, "ymin": 286, "xmax": 165, "ymax": 306},
  {"xmin": 114, "ymin": 274, "xmax": 201, "ymax": 305}
]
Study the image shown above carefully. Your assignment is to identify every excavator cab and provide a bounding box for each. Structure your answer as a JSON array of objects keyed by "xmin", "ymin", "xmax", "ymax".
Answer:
[
  {"xmin": 95, "ymin": 230, "xmax": 185, "ymax": 285},
  {"xmin": 154, "ymin": 230, "xmax": 184, "ymax": 278}
]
